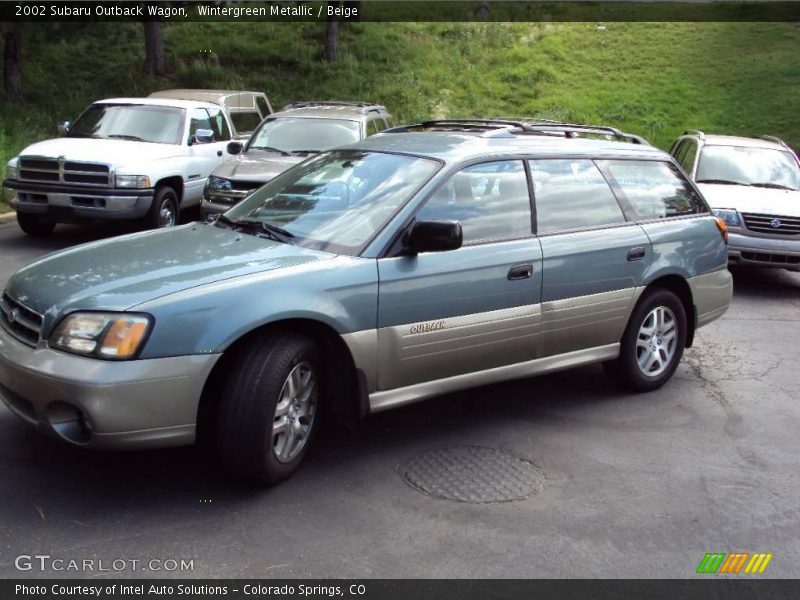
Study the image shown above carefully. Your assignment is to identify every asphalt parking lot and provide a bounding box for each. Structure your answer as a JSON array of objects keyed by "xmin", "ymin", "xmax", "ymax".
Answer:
[{"xmin": 0, "ymin": 219, "xmax": 798, "ymax": 579}]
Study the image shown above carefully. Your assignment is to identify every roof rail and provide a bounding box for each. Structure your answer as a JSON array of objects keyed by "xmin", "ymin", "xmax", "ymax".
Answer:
[
  {"xmin": 681, "ymin": 129, "xmax": 705, "ymax": 140},
  {"xmin": 514, "ymin": 121, "xmax": 650, "ymax": 145},
  {"xmin": 281, "ymin": 101, "xmax": 386, "ymax": 114},
  {"xmin": 758, "ymin": 135, "xmax": 790, "ymax": 149}
]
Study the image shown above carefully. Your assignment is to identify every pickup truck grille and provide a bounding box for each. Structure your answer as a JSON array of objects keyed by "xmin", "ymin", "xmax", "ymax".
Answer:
[
  {"xmin": 0, "ymin": 293, "xmax": 43, "ymax": 347},
  {"xmin": 18, "ymin": 157, "xmax": 112, "ymax": 187},
  {"xmin": 742, "ymin": 213, "xmax": 800, "ymax": 236}
]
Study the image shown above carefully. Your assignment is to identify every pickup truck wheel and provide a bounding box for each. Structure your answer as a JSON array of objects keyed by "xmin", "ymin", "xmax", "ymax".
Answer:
[
  {"xmin": 17, "ymin": 213, "xmax": 56, "ymax": 237},
  {"xmin": 146, "ymin": 186, "xmax": 179, "ymax": 229},
  {"xmin": 217, "ymin": 332, "xmax": 322, "ymax": 485},
  {"xmin": 604, "ymin": 288, "xmax": 687, "ymax": 392}
]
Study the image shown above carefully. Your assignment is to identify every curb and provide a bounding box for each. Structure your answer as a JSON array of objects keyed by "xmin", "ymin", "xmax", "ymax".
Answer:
[{"xmin": 0, "ymin": 211, "xmax": 15, "ymax": 224}]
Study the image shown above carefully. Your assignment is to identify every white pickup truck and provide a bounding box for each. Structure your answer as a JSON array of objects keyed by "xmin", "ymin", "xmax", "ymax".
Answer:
[{"xmin": 4, "ymin": 97, "xmax": 240, "ymax": 236}]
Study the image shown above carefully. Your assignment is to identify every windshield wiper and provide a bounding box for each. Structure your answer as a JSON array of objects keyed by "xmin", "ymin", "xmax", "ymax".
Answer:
[
  {"xmin": 291, "ymin": 150, "xmax": 320, "ymax": 156},
  {"xmin": 750, "ymin": 182, "xmax": 796, "ymax": 191},
  {"xmin": 106, "ymin": 134, "xmax": 146, "ymax": 142},
  {"xmin": 230, "ymin": 218, "xmax": 295, "ymax": 244},
  {"xmin": 695, "ymin": 178, "xmax": 742, "ymax": 185},
  {"xmin": 251, "ymin": 146, "xmax": 291, "ymax": 156}
]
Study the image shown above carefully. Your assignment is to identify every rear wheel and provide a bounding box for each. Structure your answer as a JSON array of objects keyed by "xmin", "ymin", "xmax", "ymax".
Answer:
[
  {"xmin": 145, "ymin": 186, "xmax": 179, "ymax": 230},
  {"xmin": 17, "ymin": 212, "xmax": 56, "ymax": 237},
  {"xmin": 604, "ymin": 288, "xmax": 687, "ymax": 392},
  {"xmin": 216, "ymin": 332, "xmax": 322, "ymax": 485}
]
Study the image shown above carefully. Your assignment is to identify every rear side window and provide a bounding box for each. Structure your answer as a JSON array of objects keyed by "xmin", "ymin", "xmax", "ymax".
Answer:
[
  {"xmin": 230, "ymin": 111, "xmax": 263, "ymax": 135},
  {"xmin": 367, "ymin": 119, "xmax": 382, "ymax": 136},
  {"xmin": 598, "ymin": 160, "xmax": 707, "ymax": 220},
  {"xmin": 529, "ymin": 159, "xmax": 625, "ymax": 234},
  {"xmin": 416, "ymin": 160, "xmax": 532, "ymax": 244},
  {"xmin": 206, "ymin": 106, "xmax": 232, "ymax": 141},
  {"xmin": 255, "ymin": 96, "xmax": 272, "ymax": 117}
]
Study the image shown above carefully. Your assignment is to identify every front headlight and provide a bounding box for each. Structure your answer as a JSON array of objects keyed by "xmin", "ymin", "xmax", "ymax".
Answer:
[
  {"xmin": 115, "ymin": 175, "xmax": 151, "ymax": 189},
  {"xmin": 5, "ymin": 158, "xmax": 19, "ymax": 180},
  {"xmin": 49, "ymin": 312, "xmax": 152, "ymax": 360},
  {"xmin": 207, "ymin": 176, "xmax": 233, "ymax": 192},
  {"xmin": 712, "ymin": 208, "xmax": 740, "ymax": 227}
]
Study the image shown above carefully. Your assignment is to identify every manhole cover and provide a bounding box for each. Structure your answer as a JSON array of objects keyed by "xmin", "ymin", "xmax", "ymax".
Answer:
[{"xmin": 400, "ymin": 445, "xmax": 544, "ymax": 503}]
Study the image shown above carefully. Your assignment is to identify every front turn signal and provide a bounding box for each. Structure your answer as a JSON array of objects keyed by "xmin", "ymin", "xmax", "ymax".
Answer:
[{"xmin": 715, "ymin": 217, "xmax": 728, "ymax": 244}]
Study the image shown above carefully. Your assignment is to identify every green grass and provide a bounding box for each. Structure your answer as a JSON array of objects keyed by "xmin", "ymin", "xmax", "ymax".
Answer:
[{"xmin": 2, "ymin": 21, "xmax": 800, "ymax": 206}]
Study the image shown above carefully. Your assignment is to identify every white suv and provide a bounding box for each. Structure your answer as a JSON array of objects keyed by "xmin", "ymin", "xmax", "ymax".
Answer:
[
  {"xmin": 671, "ymin": 131, "xmax": 800, "ymax": 271},
  {"xmin": 4, "ymin": 97, "xmax": 236, "ymax": 236}
]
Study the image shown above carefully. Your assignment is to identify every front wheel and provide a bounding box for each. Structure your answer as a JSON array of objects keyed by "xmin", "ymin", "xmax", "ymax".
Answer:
[
  {"xmin": 216, "ymin": 332, "xmax": 322, "ymax": 485},
  {"xmin": 604, "ymin": 288, "xmax": 687, "ymax": 392},
  {"xmin": 145, "ymin": 186, "xmax": 179, "ymax": 230},
  {"xmin": 17, "ymin": 212, "xmax": 56, "ymax": 237}
]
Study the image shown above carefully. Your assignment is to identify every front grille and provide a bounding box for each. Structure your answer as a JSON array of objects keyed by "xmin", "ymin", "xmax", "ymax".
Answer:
[
  {"xmin": 742, "ymin": 213, "xmax": 800, "ymax": 236},
  {"xmin": 231, "ymin": 180, "xmax": 263, "ymax": 193},
  {"xmin": 18, "ymin": 157, "xmax": 111, "ymax": 187},
  {"xmin": 740, "ymin": 251, "xmax": 800, "ymax": 266},
  {"xmin": 0, "ymin": 293, "xmax": 43, "ymax": 346}
]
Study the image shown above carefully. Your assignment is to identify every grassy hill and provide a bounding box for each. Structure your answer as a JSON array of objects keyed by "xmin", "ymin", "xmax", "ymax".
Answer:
[{"xmin": 2, "ymin": 21, "xmax": 799, "ymax": 210}]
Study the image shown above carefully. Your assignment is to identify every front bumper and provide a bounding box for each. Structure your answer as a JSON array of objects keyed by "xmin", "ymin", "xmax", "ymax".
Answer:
[
  {"xmin": 727, "ymin": 231, "xmax": 800, "ymax": 270},
  {"xmin": 4, "ymin": 179, "xmax": 154, "ymax": 221},
  {"xmin": 0, "ymin": 325, "xmax": 221, "ymax": 449}
]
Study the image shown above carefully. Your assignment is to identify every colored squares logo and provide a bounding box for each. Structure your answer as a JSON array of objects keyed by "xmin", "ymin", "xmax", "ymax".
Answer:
[{"xmin": 697, "ymin": 552, "xmax": 773, "ymax": 574}]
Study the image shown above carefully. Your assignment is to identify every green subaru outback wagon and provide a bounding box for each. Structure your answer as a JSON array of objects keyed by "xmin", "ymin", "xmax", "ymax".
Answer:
[{"xmin": 0, "ymin": 120, "xmax": 732, "ymax": 484}]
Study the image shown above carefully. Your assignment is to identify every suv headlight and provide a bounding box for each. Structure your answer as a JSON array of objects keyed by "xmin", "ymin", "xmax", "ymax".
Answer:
[
  {"xmin": 115, "ymin": 175, "xmax": 151, "ymax": 189},
  {"xmin": 5, "ymin": 158, "xmax": 19, "ymax": 180},
  {"xmin": 49, "ymin": 312, "xmax": 152, "ymax": 360},
  {"xmin": 711, "ymin": 209, "xmax": 740, "ymax": 227},
  {"xmin": 207, "ymin": 176, "xmax": 233, "ymax": 192}
]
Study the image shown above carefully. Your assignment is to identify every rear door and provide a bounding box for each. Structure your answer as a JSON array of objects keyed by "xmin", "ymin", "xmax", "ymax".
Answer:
[
  {"xmin": 376, "ymin": 160, "xmax": 543, "ymax": 390},
  {"xmin": 530, "ymin": 158, "xmax": 652, "ymax": 357}
]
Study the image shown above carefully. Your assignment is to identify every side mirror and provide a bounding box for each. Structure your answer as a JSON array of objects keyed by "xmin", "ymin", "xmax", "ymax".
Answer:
[
  {"xmin": 192, "ymin": 129, "xmax": 215, "ymax": 145},
  {"xmin": 409, "ymin": 220, "xmax": 463, "ymax": 254},
  {"xmin": 57, "ymin": 121, "xmax": 70, "ymax": 136},
  {"xmin": 227, "ymin": 141, "xmax": 243, "ymax": 155}
]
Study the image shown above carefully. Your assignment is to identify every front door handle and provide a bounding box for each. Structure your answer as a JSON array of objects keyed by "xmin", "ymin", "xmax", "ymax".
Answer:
[
  {"xmin": 217, "ymin": 150, "xmax": 223, "ymax": 156},
  {"xmin": 508, "ymin": 264, "xmax": 533, "ymax": 280},
  {"xmin": 627, "ymin": 246, "xmax": 646, "ymax": 261}
]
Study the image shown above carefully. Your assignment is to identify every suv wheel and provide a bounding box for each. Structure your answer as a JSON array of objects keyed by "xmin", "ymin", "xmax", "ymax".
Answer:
[
  {"xmin": 217, "ymin": 332, "xmax": 322, "ymax": 484},
  {"xmin": 145, "ymin": 186, "xmax": 179, "ymax": 229},
  {"xmin": 17, "ymin": 212, "xmax": 56, "ymax": 237},
  {"xmin": 605, "ymin": 288, "xmax": 687, "ymax": 392}
]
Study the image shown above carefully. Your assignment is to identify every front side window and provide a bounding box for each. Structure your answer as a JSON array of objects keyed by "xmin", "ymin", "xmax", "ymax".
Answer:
[
  {"xmin": 677, "ymin": 140, "xmax": 698, "ymax": 174},
  {"xmin": 529, "ymin": 159, "xmax": 625, "ymax": 234},
  {"xmin": 255, "ymin": 96, "xmax": 271, "ymax": 117},
  {"xmin": 223, "ymin": 150, "xmax": 439, "ymax": 254},
  {"xmin": 696, "ymin": 145, "xmax": 800, "ymax": 190},
  {"xmin": 415, "ymin": 161, "xmax": 532, "ymax": 244},
  {"xmin": 247, "ymin": 118, "xmax": 361, "ymax": 155},
  {"xmin": 67, "ymin": 104, "xmax": 184, "ymax": 145},
  {"xmin": 188, "ymin": 108, "xmax": 214, "ymax": 142},
  {"xmin": 599, "ymin": 160, "xmax": 708, "ymax": 220}
]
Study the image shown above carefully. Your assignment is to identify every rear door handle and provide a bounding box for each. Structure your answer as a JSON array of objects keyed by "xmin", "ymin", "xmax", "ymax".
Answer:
[
  {"xmin": 627, "ymin": 246, "xmax": 646, "ymax": 261},
  {"xmin": 508, "ymin": 264, "xmax": 533, "ymax": 280}
]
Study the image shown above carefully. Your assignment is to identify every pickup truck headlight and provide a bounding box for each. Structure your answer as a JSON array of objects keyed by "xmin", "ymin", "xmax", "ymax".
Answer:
[
  {"xmin": 711, "ymin": 209, "xmax": 740, "ymax": 227},
  {"xmin": 115, "ymin": 175, "xmax": 151, "ymax": 189},
  {"xmin": 207, "ymin": 176, "xmax": 233, "ymax": 192},
  {"xmin": 5, "ymin": 158, "xmax": 19, "ymax": 180},
  {"xmin": 49, "ymin": 312, "xmax": 152, "ymax": 360}
]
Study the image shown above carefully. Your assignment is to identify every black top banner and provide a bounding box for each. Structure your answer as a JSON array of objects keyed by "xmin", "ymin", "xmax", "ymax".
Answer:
[{"xmin": 3, "ymin": 1, "xmax": 800, "ymax": 23}]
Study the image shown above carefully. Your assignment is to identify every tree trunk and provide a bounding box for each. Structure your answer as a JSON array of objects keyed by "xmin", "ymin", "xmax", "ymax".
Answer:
[
  {"xmin": 3, "ymin": 28, "xmax": 23, "ymax": 103},
  {"xmin": 475, "ymin": 1, "xmax": 490, "ymax": 21},
  {"xmin": 143, "ymin": 22, "xmax": 166, "ymax": 76},
  {"xmin": 324, "ymin": 2, "xmax": 339, "ymax": 63}
]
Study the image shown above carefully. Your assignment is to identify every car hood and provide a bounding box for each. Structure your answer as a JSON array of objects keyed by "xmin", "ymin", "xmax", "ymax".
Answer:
[
  {"xmin": 18, "ymin": 137, "xmax": 182, "ymax": 167},
  {"xmin": 699, "ymin": 183, "xmax": 800, "ymax": 217},
  {"xmin": 213, "ymin": 151, "xmax": 305, "ymax": 182},
  {"xmin": 5, "ymin": 224, "xmax": 335, "ymax": 326}
]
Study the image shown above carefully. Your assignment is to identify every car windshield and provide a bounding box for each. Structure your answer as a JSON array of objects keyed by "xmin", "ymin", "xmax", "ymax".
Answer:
[
  {"xmin": 696, "ymin": 145, "xmax": 800, "ymax": 190},
  {"xmin": 67, "ymin": 104, "xmax": 185, "ymax": 145},
  {"xmin": 247, "ymin": 118, "xmax": 361, "ymax": 154},
  {"xmin": 221, "ymin": 150, "xmax": 440, "ymax": 254}
]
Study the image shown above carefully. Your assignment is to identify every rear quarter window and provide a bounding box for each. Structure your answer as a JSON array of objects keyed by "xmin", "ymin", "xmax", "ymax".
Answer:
[{"xmin": 597, "ymin": 159, "xmax": 708, "ymax": 220}]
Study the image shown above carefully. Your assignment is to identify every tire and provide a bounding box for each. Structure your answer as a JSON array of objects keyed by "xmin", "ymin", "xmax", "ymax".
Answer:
[
  {"xmin": 145, "ymin": 186, "xmax": 179, "ymax": 229},
  {"xmin": 17, "ymin": 212, "xmax": 56, "ymax": 237},
  {"xmin": 216, "ymin": 332, "xmax": 323, "ymax": 485},
  {"xmin": 604, "ymin": 288, "xmax": 687, "ymax": 392}
]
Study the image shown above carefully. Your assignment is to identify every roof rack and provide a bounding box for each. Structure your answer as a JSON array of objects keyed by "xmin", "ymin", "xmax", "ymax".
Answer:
[
  {"xmin": 758, "ymin": 135, "xmax": 791, "ymax": 149},
  {"xmin": 680, "ymin": 129, "xmax": 706, "ymax": 140},
  {"xmin": 281, "ymin": 101, "xmax": 387, "ymax": 114},
  {"xmin": 513, "ymin": 121, "xmax": 650, "ymax": 145}
]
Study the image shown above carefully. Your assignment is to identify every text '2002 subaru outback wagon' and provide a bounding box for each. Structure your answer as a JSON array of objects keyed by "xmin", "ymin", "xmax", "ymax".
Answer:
[{"xmin": 0, "ymin": 120, "xmax": 733, "ymax": 484}]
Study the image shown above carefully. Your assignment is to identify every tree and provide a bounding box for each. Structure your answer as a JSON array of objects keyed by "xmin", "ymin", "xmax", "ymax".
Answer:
[
  {"xmin": 324, "ymin": 2, "xmax": 339, "ymax": 63},
  {"xmin": 475, "ymin": 1, "xmax": 490, "ymax": 21},
  {"xmin": 143, "ymin": 22, "xmax": 166, "ymax": 76},
  {"xmin": 3, "ymin": 25, "xmax": 23, "ymax": 102}
]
